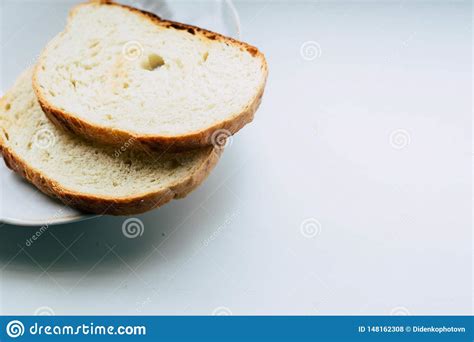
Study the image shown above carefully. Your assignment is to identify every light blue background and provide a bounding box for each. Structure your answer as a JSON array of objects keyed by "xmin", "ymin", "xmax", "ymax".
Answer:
[{"xmin": 0, "ymin": 1, "xmax": 472, "ymax": 316}]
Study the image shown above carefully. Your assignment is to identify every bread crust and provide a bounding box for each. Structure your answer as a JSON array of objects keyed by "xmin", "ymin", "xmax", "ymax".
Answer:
[
  {"xmin": 0, "ymin": 138, "xmax": 221, "ymax": 215},
  {"xmin": 33, "ymin": 1, "xmax": 268, "ymax": 152}
]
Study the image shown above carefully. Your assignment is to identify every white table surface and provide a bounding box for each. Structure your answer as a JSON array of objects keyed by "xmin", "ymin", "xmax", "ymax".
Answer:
[{"xmin": 0, "ymin": 0, "xmax": 472, "ymax": 315}]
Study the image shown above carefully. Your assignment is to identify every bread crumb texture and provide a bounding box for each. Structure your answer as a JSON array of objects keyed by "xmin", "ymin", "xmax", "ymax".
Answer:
[
  {"xmin": 35, "ymin": 2, "xmax": 267, "ymax": 137},
  {"xmin": 0, "ymin": 70, "xmax": 216, "ymax": 201}
]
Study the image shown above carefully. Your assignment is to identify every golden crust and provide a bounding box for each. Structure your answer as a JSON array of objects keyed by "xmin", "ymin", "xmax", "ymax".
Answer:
[
  {"xmin": 0, "ymin": 124, "xmax": 221, "ymax": 215},
  {"xmin": 33, "ymin": 1, "xmax": 269, "ymax": 152}
]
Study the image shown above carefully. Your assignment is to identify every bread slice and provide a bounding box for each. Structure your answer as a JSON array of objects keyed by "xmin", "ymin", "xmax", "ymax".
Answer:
[
  {"xmin": 0, "ymin": 69, "xmax": 220, "ymax": 215},
  {"xmin": 33, "ymin": 1, "xmax": 268, "ymax": 151}
]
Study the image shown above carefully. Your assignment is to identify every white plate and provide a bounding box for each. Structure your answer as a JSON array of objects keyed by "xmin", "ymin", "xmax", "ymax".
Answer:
[{"xmin": 0, "ymin": 0, "xmax": 241, "ymax": 226}]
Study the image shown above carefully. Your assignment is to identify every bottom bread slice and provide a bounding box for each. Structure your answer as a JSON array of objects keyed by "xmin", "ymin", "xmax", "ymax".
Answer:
[{"xmin": 0, "ymin": 69, "xmax": 220, "ymax": 215}]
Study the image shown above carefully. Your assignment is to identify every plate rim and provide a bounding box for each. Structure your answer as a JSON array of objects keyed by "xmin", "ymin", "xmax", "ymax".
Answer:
[
  {"xmin": 0, "ymin": 214, "xmax": 100, "ymax": 227},
  {"xmin": 0, "ymin": 0, "xmax": 241, "ymax": 227}
]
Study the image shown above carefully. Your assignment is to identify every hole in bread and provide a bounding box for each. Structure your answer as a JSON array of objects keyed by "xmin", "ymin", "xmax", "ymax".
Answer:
[
  {"xmin": 27, "ymin": 142, "xmax": 32, "ymax": 149},
  {"xmin": 49, "ymin": 90, "xmax": 56, "ymax": 97},
  {"xmin": 3, "ymin": 130, "xmax": 9, "ymax": 141},
  {"xmin": 5, "ymin": 103, "xmax": 11, "ymax": 111},
  {"xmin": 123, "ymin": 82, "xmax": 129, "ymax": 89},
  {"xmin": 141, "ymin": 53, "xmax": 165, "ymax": 71},
  {"xmin": 202, "ymin": 52, "xmax": 209, "ymax": 63}
]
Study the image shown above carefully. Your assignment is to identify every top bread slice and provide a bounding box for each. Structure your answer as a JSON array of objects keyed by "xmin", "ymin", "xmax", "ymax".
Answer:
[
  {"xmin": 0, "ymin": 69, "xmax": 220, "ymax": 216},
  {"xmin": 33, "ymin": 1, "xmax": 268, "ymax": 151}
]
